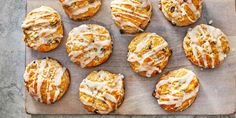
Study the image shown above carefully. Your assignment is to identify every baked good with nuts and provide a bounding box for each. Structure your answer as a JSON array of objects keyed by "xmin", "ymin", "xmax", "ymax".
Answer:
[
  {"xmin": 59, "ymin": 0, "xmax": 101, "ymax": 20},
  {"xmin": 66, "ymin": 24, "xmax": 113, "ymax": 68},
  {"xmin": 153, "ymin": 68, "xmax": 200, "ymax": 112},
  {"xmin": 159, "ymin": 0, "xmax": 202, "ymax": 26},
  {"xmin": 79, "ymin": 70, "xmax": 125, "ymax": 114},
  {"xmin": 22, "ymin": 6, "xmax": 63, "ymax": 52},
  {"xmin": 111, "ymin": 0, "xmax": 152, "ymax": 34},
  {"xmin": 24, "ymin": 58, "xmax": 70, "ymax": 104},
  {"xmin": 127, "ymin": 32, "xmax": 171, "ymax": 77},
  {"xmin": 183, "ymin": 24, "xmax": 230, "ymax": 68}
]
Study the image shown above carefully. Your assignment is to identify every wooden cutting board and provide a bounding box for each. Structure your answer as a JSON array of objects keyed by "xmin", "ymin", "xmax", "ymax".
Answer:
[{"xmin": 25, "ymin": 0, "xmax": 236, "ymax": 115}]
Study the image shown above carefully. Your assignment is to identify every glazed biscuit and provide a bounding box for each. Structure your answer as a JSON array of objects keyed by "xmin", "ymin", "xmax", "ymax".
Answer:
[
  {"xmin": 160, "ymin": 0, "xmax": 202, "ymax": 26},
  {"xmin": 24, "ymin": 58, "xmax": 70, "ymax": 104},
  {"xmin": 79, "ymin": 70, "xmax": 125, "ymax": 114},
  {"xmin": 22, "ymin": 6, "xmax": 63, "ymax": 52},
  {"xmin": 153, "ymin": 68, "xmax": 200, "ymax": 112},
  {"xmin": 111, "ymin": 0, "xmax": 152, "ymax": 34},
  {"xmin": 66, "ymin": 24, "xmax": 112, "ymax": 68},
  {"xmin": 59, "ymin": 0, "xmax": 101, "ymax": 20},
  {"xmin": 127, "ymin": 32, "xmax": 171, "ymax": 77},
  {"xmin": 183, "ymin": 24, "xmax": 230, "ymax": 68}
]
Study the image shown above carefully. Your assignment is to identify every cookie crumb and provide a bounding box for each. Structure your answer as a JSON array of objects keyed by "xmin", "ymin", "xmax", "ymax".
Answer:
[
  {"xmin": 188, "ymin": 28, "xmax": 192, "ymax": 31},
  {"xmin": 232, "ymin": 48, "xmax": 235, "ymax": 52},
  {"xmin": 208, "ymin": 20, "xmax": 213, "ymax": 25}
]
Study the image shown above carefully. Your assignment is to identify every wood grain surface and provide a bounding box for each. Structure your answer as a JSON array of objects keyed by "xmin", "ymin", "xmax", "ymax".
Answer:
[{"xmin": 25, "ymin": 0, "xmax": 236, "ymax": 115}]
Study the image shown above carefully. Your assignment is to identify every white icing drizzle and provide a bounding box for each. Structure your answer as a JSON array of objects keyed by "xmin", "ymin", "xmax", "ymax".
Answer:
[
  {"xmin": 155, "ymin": 69, "xmax": 199, "ymax": 108},
  {"xmin": 127, "ymin": 33, "xmax": 169, "ymax": 77},
  {"xmin": 36, "ymin": 59, "xmax": 47, "ymax": 102},
  {"xmin": 80, "ymin": 70, "xmax": 124, "ymax": 114},
  {"xmin": 23, "ymin": 69, "xmax": 30, "ymax": 82},
  {"xmin": 207, "ymin": 25, "xmax": 227, "ymax": 61},
  {"xmin": 186, "ymin": 24, "xmax": 228, "ymax": 68},
  {"xmin": 53, "ymin": 89, "xmax": 60, "ymax": 102},
  {"xmin": 54, "ymin": 67, "xmax": 66, "ymax": 86},
  {"xmin": 62, "ymin": 0, "xmax": 83, "ymax": 6},
  {"xmin": 24, "ymin": 58, "xmax": 67, "ymax": 104},
  {"xmin": 114, "ymin": 17, "xmax": 144, "ymax": 31},
  {"xmin": 47, "ymin": 85, "xmax": 52, "ymax": 104},
  {"xmin": 111, "ymin": 0, "xmax": 152, "ymax": 32},
  {"xmin": 22, "ymin": 6, "xmax": 62, "ymax": 50},
  {"xmin": 135, "ymin": 33, "xmax": 155, "ymax": 52},
  {"xmin": 73, "ymin": 1, "xmax": 100, "ymax": 15},
  {"xmin": 63, "ymin": 0, "xmax": 101, "ymax": 15},
  {"xmin": 160, "ymin": 0, "xmax": 202, "ymax": 25},
  {"xmin": 66, "ymin": 24, "xmax": 112, "ymax": 68}
]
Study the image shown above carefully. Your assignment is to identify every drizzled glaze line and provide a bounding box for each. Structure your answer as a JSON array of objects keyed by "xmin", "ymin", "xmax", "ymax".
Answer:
[
  {"xmin": 36, "ymin": 59, "xmax": 47, "ymax": 102},
  {"xmin": 63, "ymin": 0, "xmax": 83, "ymax": 6}
]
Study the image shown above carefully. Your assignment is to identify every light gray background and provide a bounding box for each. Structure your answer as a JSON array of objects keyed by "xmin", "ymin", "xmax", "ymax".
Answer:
[{"xmin": 0, "ymin": 0, "xmax": 235, "ymax": 118}]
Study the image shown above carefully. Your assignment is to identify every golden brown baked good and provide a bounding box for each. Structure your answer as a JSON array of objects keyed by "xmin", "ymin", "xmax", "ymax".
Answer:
[
  {"xmin": 183, "ymin": 24, "xmax": 230, "ymax": 68},
  {"xmin": 127, "ymin": 32, "xmax": 172, "ymax": 77},
  {"xmin": 159, "ymin": 0, "xmax": 202, "ymax": 26},
  {"xmin": 24, "ymin": 58, "xmax": 70, "ymax": 104},
  {"xmin": 22, "ymin": 6, "xmax": 63, "ymax": 52},
  {"xmin": 66, "ymin": 24, "xmax": 113, "ymax": 68},
  {"xmin": 59, "ymin": 0, "xmax": 101, "ymax": 20},
  {"xmin": 79, "ymin": 70, "xmax": 125, "ymax": 114},
  {"xmin": 111, "ymin": 0, "xmax": 152, "ymax": 34},
  {"xmin": 153, "ymin": 68, "xmax": 200, "ymax": 112}
]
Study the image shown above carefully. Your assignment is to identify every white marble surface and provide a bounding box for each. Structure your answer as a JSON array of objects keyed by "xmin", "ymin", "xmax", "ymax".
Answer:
[{"xmin": 0, "ymin": 0, "xmax": 235, "ymax": 118}]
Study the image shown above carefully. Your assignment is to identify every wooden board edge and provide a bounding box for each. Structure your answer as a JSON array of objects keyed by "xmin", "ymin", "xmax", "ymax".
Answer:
[{"xmin": 24, "ymin": 0, "xmax": 236, "ymax": 116}]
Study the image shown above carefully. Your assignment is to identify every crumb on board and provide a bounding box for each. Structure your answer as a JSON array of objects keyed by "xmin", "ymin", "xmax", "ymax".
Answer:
[
  {"xmin": 188, "ymin": 28, "xmax": 192, "ymax": 31},
  {"xmin": 232, "ymin": 48, "xmax": 235, "ymax": 52},
  {"xmin": 208, "ymin": 20, "xmax": 213, "ymax": 25}
]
